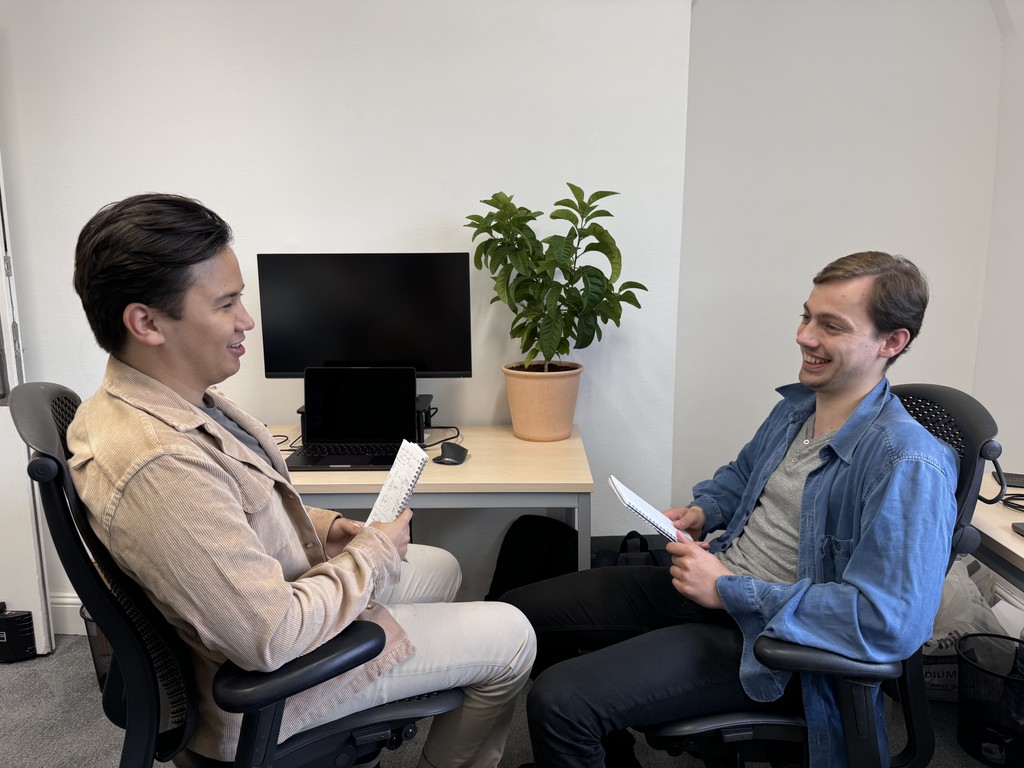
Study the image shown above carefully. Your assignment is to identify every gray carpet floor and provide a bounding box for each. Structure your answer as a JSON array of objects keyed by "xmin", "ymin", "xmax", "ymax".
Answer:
[{"xmin": 0, "ymin": 635, "xmax": 990, "ymax": 767}]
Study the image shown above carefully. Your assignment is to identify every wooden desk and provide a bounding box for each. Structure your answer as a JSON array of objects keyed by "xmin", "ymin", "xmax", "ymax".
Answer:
[
  {"xmin": 279, "ymin": 424, "xmax": 595, "ymax": 570},
  {"xmin": 973, "ymin": 474, "xmax": 1024, "ymax": 592}
]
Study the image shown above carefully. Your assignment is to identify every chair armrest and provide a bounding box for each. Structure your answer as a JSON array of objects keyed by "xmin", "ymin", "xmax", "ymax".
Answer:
[
  {"xmin": 754, "ymin": 636, "xmax": 903, "ymax": 680},
  {"xmin": 213, "ymin": 620, "xmax": 386, "ymax": 713}
]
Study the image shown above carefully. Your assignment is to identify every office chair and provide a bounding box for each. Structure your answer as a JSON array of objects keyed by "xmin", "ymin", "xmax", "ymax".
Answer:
[
  {"xmin": 640, "ymin": 383, "xmax": 1005, "ymax": 768},
  {"xmin": 8, "ymin": 381, "xmax": 463, "ymax": 768}
]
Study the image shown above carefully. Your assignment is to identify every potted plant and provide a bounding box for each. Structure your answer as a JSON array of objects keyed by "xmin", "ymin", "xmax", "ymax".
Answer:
[{"xmin": 466, "ymin": 183, "xmax": 647, "ymax": 440}]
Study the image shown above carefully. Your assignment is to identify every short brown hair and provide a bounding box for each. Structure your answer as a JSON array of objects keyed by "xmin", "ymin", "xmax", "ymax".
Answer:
[
  {"xmin": 74, "ymin": 193, "xmax": 232, "ymax": 353},
  {"xmin": 814, "ymin": 251, "xmax": 928, "ymax": 367}
]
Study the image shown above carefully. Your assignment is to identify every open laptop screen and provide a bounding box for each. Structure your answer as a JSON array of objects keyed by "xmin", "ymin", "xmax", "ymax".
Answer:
[{"xmin": 303, "ymin": 367, "xmax": 418, "ymax": 444}]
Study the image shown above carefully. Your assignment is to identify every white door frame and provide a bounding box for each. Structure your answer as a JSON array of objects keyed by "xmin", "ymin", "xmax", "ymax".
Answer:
[{"xmin": 0, "ymin": 148, "xmax": 53, "ymax": 654}]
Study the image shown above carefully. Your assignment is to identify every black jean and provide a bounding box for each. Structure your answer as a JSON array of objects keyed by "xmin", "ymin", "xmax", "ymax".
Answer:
[{"xmin": 501, "ymin": 565, "xmax": 798, "ymax": 768}]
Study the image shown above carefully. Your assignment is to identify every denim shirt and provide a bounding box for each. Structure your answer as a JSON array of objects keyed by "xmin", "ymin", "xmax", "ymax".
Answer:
[{"xmin": 693, "ymin": 379, "xmax": 957, "ymax": 767}]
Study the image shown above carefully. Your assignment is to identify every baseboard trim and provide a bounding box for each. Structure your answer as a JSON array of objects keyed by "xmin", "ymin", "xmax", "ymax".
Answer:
[{"xmin": 50, "ymin": 592, "xmax": 85, "ymax": 635}]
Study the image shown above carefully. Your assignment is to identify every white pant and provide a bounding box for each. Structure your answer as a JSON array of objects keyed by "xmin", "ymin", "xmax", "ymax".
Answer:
[{"xmin": 306, "ymin": 544, "xmax": 536, "ymax": 768}]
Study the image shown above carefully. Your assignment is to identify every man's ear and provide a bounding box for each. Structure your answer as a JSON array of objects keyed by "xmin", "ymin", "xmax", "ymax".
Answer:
[
  {"xmin": 122, "ymin": 303, "xmax": 166, "ymax": 347},
  {"xmin": 879, "ymin": 328, "xmax": 911, "ymax": 361}
]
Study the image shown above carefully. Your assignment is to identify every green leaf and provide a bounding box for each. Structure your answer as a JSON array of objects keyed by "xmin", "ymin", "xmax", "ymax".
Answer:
[
  {"xmin": 576, "ymin": 312, "xmax": 598, "ymax": 348},
  {"xmin": 619, "ymin": 280, "xmax": 647, "ymax": 292},
  {"xmin": 563, "ymin": 285, "xmax": 583, "ymax": 311},
  {"xmin": 566, "ymin": 183, "xmax": 586, "ymax": 205},
  {"xmin": 579, "ymin": 265, "xmax": 608, "ymax": 309},
  {"xmin": 520, "ymin": 323, "xmax": 537, "ymax": 348},
  {"xmin": 587, "ymin": 224, "xmax": 622, "ymax": 282},
  {"xmin": 620, "ymin": 290, "xmax": 643, "ymax": 309},
  {"xmin": 549, "ymin": 208, "xmax": 579, "ymax": 226},
  {"xmin": 586, "ymin": 189, "xmax": 619, "ymax": 204},
  {"xmin": 472, "ymin": 241, "xmax": 485, "ymax": 270},
  {"xmin": 553, "ymin": 197, "xmax": 579, "ymax": 211},
  {"xmin": 496, "ymin": 263, "xmax": 516, "ymax": 305},
  {"xmin": 545, "ymin": 234, "xmax": 573, "ymax": 270},
  {"xmin": 508, "ymin": 245, "xmax": 532, "ymax": 275},
  {"xmin": 603, "ymin": 297, "xmax": 623, "ymax": 325},
  {"xmin": 544, "ymin": 284, "xmax": 561, "ymax": 315},
  {"xmin": 538, "ymin": 312, "xmax": 564, "ymax": 361}
]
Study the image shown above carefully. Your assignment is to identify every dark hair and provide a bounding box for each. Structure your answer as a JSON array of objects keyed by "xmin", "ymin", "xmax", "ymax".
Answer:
[
  {"xmin": 813, "ymin": 251, "xmax": 928, "ymax": 366},
  {"xmin": 74, "ymin": 193, "xmax": 233, "ymax": 353}
]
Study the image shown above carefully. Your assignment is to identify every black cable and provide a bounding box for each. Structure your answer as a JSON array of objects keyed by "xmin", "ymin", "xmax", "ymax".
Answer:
[{"xmin": 1002, "ymin": 494, "xmax": 1024, "ymax": 513}]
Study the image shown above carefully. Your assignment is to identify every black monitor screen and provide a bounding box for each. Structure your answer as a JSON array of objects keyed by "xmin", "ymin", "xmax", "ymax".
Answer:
[{"xmin": 257, "ymin": 252, "xmax": 473, "ymax": 378}]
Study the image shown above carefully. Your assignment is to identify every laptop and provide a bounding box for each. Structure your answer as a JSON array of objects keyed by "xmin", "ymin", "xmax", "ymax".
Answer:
[{"xmin": 286, "ymin": 366, "xmax": 419, "ymax": 471}]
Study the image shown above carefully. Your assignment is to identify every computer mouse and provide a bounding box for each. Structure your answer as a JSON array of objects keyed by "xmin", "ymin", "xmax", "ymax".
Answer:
[{"xmin": 433, "ymin": 442, "xmax": 468, "ymax": 465}]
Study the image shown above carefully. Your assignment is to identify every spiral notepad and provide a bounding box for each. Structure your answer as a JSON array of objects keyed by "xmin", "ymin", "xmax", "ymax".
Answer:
[
  {"xmin": 367, "ymin": 440, "xmax": 429, "ymax": 523},
  {"xmin": 608, "ymin": 475, "xmax": 690, "ymax": 541}
]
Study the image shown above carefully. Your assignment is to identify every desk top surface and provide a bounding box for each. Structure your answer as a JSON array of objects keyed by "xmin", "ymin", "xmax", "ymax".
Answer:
[
  {"xmin": 278, "ymin": 423, "xmax": 594, "ymax": 495},
  {"xmin": 974, "ymin": 474, "xmax": 1024, "ymax": 570}
]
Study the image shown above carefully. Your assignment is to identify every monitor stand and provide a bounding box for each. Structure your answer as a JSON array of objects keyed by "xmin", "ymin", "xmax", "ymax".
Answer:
[{"xmin": 416, "ymin": 394, "xmax": 433, "ymax": 444}]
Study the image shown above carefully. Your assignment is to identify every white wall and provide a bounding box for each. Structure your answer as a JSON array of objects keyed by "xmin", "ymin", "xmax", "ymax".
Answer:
[
  {"xmin": 975, "ymin": 0, "xmax": 1024, "ymax": 473},
  {"xmin": 0, "ymin": 0, "xmax": 690, "ymax": 605},
  {"xmin": 1, "ymin": 0, "xmax": 1020, "ymax": 614},
  {"xmin": 673, "ymin": 0, "xmax": 1005, "ymax": 502}
]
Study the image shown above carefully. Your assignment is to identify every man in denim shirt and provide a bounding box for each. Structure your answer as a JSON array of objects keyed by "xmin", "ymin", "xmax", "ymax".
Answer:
[{"xmin": 503, "ymin": 252, "xmax": 958, "ymax": 768}]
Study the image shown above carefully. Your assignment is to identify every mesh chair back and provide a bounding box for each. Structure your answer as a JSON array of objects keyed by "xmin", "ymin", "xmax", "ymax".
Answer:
[
  {"xmin": 892, "ymin": 383, "xmax": 1001, "ymax": 562},
  {"xmin": 10, "ymin": 382, "xmax": 198, "ymax": 766}
]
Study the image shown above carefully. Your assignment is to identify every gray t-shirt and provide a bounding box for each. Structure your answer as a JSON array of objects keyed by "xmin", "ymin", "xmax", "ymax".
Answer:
[
  {"xmin": 200, "ymin": 398, "xmax": 275, "ymax": 467},
  {"xmin": 715, "ymin": 415, "xmax": 835, "ymax": 583}
]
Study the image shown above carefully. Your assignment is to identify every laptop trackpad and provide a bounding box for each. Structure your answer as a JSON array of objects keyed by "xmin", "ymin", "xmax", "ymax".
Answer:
[{"xmin": 321, "ymin": 455, "xmax": 373, "ymax": 468}]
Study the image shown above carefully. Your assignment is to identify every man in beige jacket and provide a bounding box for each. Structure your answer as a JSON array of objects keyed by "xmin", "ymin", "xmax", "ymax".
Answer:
[{"xmin": 69, "ymin": 192, "xmax": 535, "ymax": 766}]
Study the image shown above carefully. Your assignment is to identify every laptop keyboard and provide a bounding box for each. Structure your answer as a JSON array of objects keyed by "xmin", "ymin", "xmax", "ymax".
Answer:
[{"xmin": 297, "ymin": 442, "xmax": 401, "ymax": 457}]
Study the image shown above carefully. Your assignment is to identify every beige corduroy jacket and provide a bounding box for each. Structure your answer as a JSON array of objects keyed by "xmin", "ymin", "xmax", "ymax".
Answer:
[{"xmin": 68, "ymin": 357, "xmax": 414, "ymax": 761}]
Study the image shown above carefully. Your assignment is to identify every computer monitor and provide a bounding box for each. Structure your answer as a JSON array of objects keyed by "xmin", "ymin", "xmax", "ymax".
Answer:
[{"xmin": 256, "ymin": 252, "xmax": 473, "ymax": 379}]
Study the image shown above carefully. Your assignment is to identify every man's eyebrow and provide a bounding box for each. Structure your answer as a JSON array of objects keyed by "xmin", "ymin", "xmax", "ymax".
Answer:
[
  {"xmin": 802, "ymin": 304, "xmax": 852, "ymax": 325},
  {"xmin": 212, "ymin": 288, "xmax": 244, "ymax": 303}
]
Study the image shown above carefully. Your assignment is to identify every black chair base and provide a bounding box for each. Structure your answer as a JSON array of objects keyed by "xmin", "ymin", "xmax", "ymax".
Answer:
[
  {"xmin": 173, "ymin": 689, "xmax": 464, "ymax": 768},
  {"xmin": 642, "ymin": 711, "xmax": 808, "ymax": 768}
]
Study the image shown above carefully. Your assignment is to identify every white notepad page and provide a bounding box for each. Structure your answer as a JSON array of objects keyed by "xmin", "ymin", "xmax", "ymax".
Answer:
[
  {"xmin": 367, "ymin": 440, "xmax": 429, "ymax": 523},
  {"xmin": 608, "ymin": 475, "xmax": 692, "ymax": 541}
]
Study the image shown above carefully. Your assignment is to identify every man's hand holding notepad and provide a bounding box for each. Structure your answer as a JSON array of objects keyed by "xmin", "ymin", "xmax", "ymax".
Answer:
[
  {"xmin": 608, "ymin": 475, "xmax": 693, "ymax": 542},
  {"xmin": 367, "ymin": 440, "xmax": 429, "ymax": 524}
]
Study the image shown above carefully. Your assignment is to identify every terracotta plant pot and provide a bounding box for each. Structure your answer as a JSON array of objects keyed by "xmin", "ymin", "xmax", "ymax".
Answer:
[{"xmin": 501, "ymin": 362, "xmax": 584, "ymax": 441}]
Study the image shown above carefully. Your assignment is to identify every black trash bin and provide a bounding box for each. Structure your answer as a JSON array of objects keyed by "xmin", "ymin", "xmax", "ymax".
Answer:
[{"xmin": 956, "ymin": 632, "xmax": 1024, "ymax": 766}]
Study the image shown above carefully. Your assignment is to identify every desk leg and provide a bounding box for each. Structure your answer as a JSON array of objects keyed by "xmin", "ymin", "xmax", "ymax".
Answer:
[{"xmin": 568, "ymin": 492, "xmax": 591, "ymax": 571}]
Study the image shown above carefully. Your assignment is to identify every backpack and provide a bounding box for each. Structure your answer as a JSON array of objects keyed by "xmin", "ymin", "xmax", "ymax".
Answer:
[
  {"xmin": 592, "ymin": 530, "xmax": 672, "ymax": 568},
  {"xmin": 485, "ymin": 515, "xmax": 579, "ymax": 600}
]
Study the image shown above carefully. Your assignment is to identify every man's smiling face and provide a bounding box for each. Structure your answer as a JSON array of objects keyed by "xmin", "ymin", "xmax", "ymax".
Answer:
[
  {"xmin": 149, "ymin": 247, "xmax": 255, "ymax": 404},
  {"xmin": 796, "ymin": 275, "xmax": 893, "ymax": 400}
]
